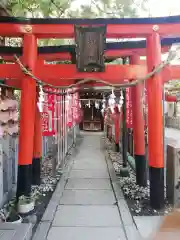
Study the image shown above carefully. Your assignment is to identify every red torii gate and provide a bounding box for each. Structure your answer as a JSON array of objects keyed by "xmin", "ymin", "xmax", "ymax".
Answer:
[
  {"xmin": 1, "ymin": 46, "xmax": 169, "ymax": 61},
  {"xmin": 1, "ymin": 63, "xmax": 180, "ymax": 89},
  {"xmin": 1, "ymin": 16, "xmax": 180, "ymax": 210}
]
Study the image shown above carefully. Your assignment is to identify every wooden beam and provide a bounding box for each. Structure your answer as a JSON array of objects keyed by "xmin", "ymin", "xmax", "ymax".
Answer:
[{"xmin": 2, "ymin": 64, "xmax": 180, "ymax": 88}]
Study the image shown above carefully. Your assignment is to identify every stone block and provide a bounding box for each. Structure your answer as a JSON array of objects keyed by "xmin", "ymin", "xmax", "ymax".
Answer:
[{"xmin": 166, "ymin": 142, "xmax": 180, "ymax": 206}]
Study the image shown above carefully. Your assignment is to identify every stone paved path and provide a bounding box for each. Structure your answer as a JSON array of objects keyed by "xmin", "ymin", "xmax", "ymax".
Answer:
[
  {"xmin": 46, "ymin": 132, "xmax": 127, "ymax": 240},
  {"xmin": 33, "ymin": 132, "xmax": 141, "ymax": 240}
]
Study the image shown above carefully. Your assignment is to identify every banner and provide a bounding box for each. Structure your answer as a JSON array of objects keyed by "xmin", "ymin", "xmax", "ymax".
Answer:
[
  {"xmin": 72, "ymin": 90, "xmax": 80, "ymax": 124},
  {"xmin": 143, "ymin": 84, "xmax": 148, "ymax": 127},
  {"xmin": 66, "ymin": 90, "xmax": 73, "ymax": 128},
  {"xmin": 41, "ymin": 87, "xmax": 56, "ymax": 136},
  {"xmin": 126, "ymin": 87, "xmax": 133, "ymax": 128}
]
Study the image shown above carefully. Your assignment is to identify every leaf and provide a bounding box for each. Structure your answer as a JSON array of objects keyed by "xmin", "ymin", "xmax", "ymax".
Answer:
[{"xmin": 8, "ymin": 0, "xmax": 148, "ymax": 18}]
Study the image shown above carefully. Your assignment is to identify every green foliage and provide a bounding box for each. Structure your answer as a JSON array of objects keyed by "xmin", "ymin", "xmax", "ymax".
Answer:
[
  {"xmin": 7, "ymin": 0, "xmax": 148, "ymax": 19},
  {"xmin": 7, "ymin": 0, "xmax": 75, "ymax": 17},
  {"xmin": 6, "ymin": 0, "xmax": 149, "ymax": 47}
]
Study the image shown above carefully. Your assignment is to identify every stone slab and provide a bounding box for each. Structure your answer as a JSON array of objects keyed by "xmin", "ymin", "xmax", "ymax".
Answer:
[
  {"xmin": 0, "ymin": 223, "xmax": 32, "ymax": 240},
  {"xmin": 72, "ymin": 160, "xmax": 107, "ymax": 170},
  {"xmin": 60, "ymin": 189, "xmax": 116, "ymax": 205},
  {"xmin": 47, "ymin": 227, "xmax": 126, "ymax": 240},
  {"xmin": 134, "ymin": 216, "xmax": 162, "ymax": 239},
  {"xmin": 53, "ymin": 205, "xmax": 122, "ymax": 227},
  {"xmin": 74, "ymin": 157, "xmax": 104, "ymax": 163},
  {"xmin": 32, "ymin": 222, "xmax": 51, "ymax": 240},
  {"xmin": 69, "ymin": 169, "xmax": 109, "ymax": 179},
  {"xmin": 73, "ymin": 158, "xmax": 105, "ymax": 163},
  {"xmin": 73, "ymin": 157, "xmax": 105, "ymax": 164},
  {"xmin": 65, "ymin": 178, "xmax": 111, "ymax": 190}
]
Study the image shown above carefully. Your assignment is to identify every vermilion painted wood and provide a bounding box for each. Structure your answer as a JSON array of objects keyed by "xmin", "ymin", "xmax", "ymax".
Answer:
[
  {"xmin": 18, "ymin": 34, "xmax": 37, "ymax": 165},
  {"xmin": 33, "ymin": 104, "xmax": 42, "ymax": 158},
  {"xmin": 1, "ymin": 64, "xmax": 180, "ymax": 88},
  {"xmin": 0, "ymin": 22, "xmax": 180, "ymax": 38},
  {"xmin": 131, "ymin": 55, "xmax": 145, "ymax": 155},
  {"xmin": 1, "ymin": 47, "xmax": 169, "ymax": 61},
  {"xmin": 0, "ymin": 64, "xmax": 146, "ymax": 81},
  {"xmin": 147, "ymin": 32, "xmax": 164, "ymax": 168}
]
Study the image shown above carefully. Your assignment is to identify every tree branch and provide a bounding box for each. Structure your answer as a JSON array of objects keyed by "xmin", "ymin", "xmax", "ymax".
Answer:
[{"xmin": 50, "ymin": 0, "xmax": 70, "ymax": 17}]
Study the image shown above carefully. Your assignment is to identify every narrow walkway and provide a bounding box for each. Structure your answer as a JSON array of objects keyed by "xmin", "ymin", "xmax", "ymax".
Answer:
[{"xmin": 46, "ymin": 132, "xmax": 127, "ymax": 240}]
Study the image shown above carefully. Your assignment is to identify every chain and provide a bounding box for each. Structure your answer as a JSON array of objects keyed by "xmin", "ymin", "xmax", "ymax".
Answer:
[{"xmin": 3, "ymin": 44, "xmax": 180, "ymax": 96}]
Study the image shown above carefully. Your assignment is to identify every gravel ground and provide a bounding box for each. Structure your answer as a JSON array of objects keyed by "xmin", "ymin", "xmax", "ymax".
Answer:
[{"xmin": 104, "ymin": 137, "xmax": 173, "ymax": 217}]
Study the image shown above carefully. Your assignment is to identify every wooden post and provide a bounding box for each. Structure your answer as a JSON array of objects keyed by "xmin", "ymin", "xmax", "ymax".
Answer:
[
  {"xmin": 32, "ymin": 98, "xmax": 42, "ymax": 185},
  {"xmin": 16, "ymin": 34, "xmax": 37, "ymax": 199},
  {"xmin": 119, "ymin": 88, "xmax": 129, "ymax": 176},
  {"xmin": 121, "ymin": 57, "xmax": 129, "ymax": 174},
  {"xmin": 122, "ymin": 89, "xmax": 128, "ymax": 168},
  {"xmin": 131, "ymin": 55, "xmax": 147, "ymax": 187},
  {"xmin": 114, "ymin": 106, "xmax": 120, "ymax": 152},
  {"xmin": 146, "ymin": 31, "xmax": 164, "ymax": 209}
]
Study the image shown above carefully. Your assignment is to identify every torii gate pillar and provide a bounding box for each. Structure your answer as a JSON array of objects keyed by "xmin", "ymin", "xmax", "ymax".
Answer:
[
  {"xmin": 131, "ymin": 55, "xmax": 147, "ymax": 187},
  {"xmin": 146, "ymin": 31, "xmax": 164, "ymax": 209},
  {"xmin": 32, "ymin": 100, "xmax": 42, "ymax": 185},
  {"xmin": 16, "ymin": 34, "xmax": 37, "ymax": 199}
]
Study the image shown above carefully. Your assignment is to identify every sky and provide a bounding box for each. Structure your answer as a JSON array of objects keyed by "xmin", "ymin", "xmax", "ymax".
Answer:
[
  {"xmin": 143, "ymin": 0, "xmax": 180, "ymax": 17},
  {"xmin": 71, "ymin": 0, "xmax": 180, "ymax": 17}
]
